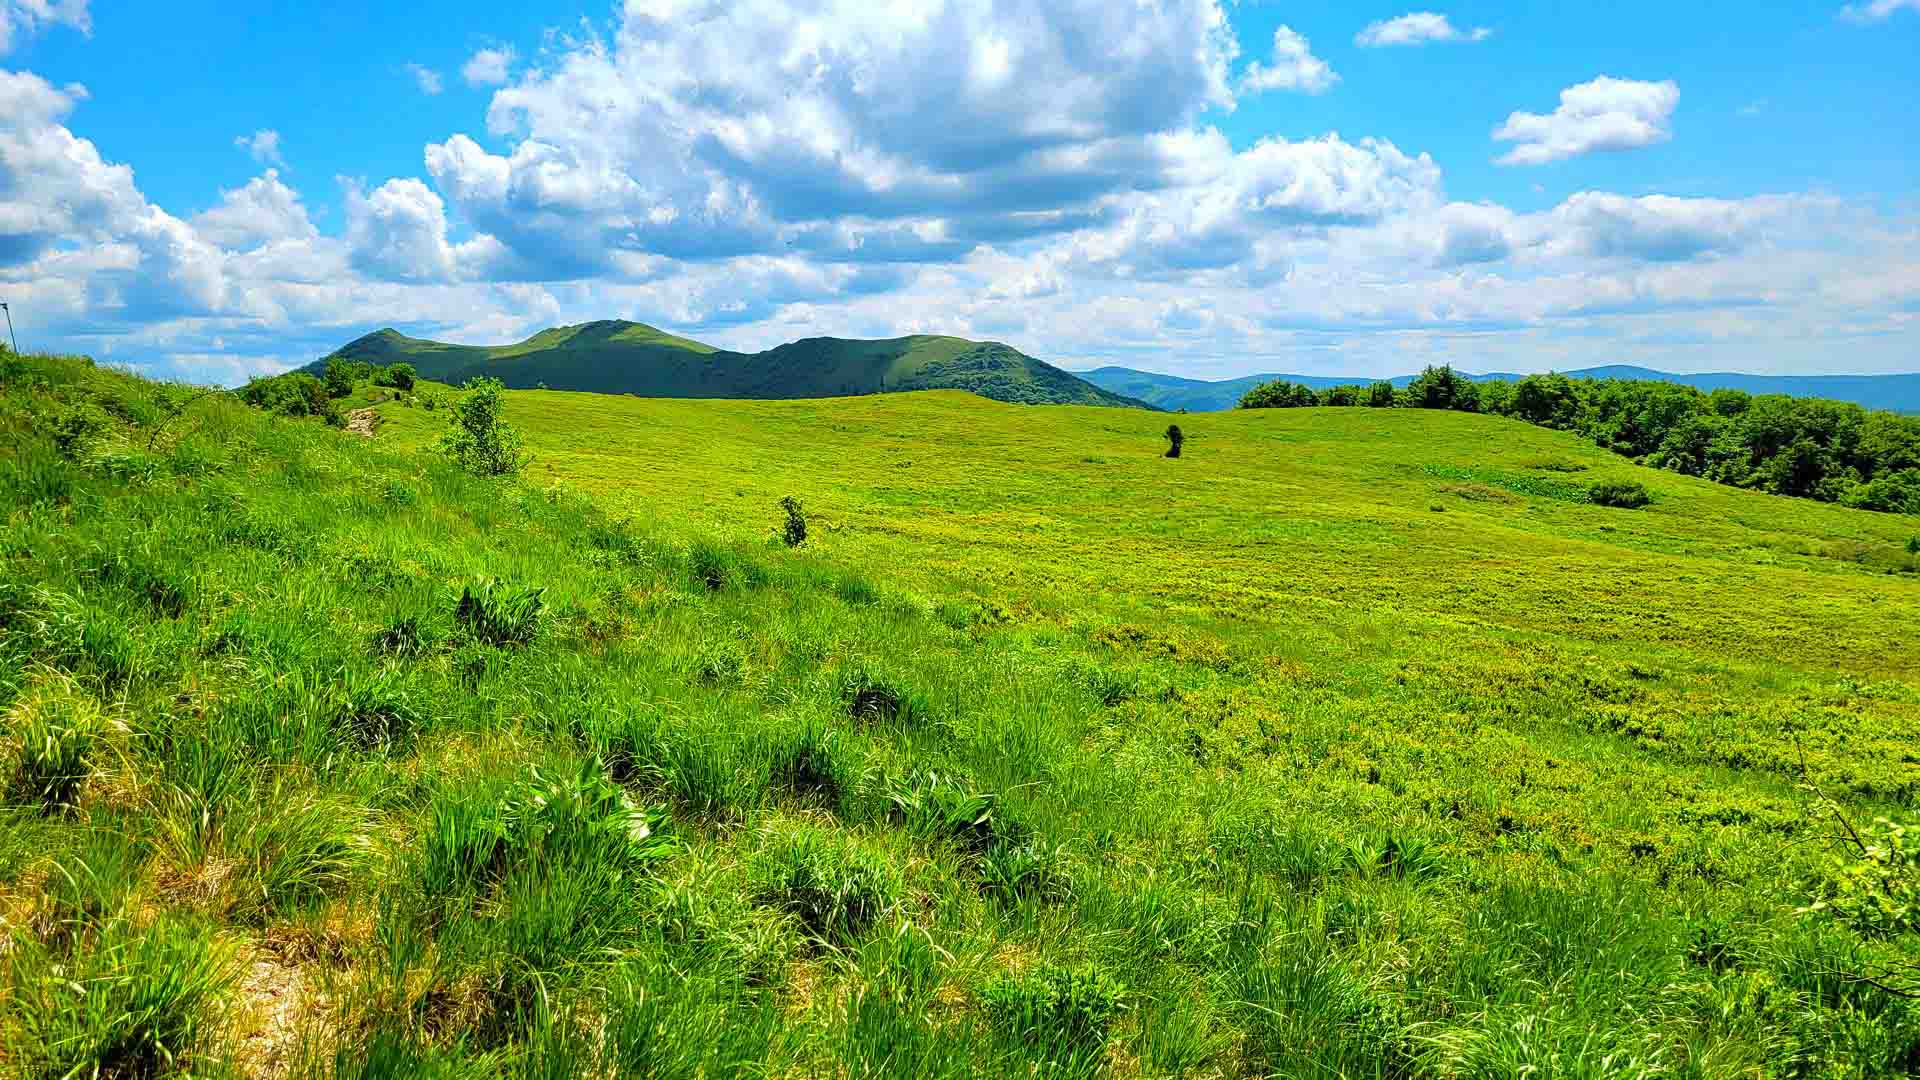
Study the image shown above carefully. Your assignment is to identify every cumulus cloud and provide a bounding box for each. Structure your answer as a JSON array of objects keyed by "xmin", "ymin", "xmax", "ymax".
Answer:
[
  {"xmin": 234, "ymin": 129, "xmax": 285, "ymax": 168},
  {"xmin": 1355, "ymin": 12, "xmax": 1491, "ymax": 47},
  {"xmin": 418, "ymin": 0, "xmax": 1238, "ymax": 278},
  {"xmin": 0, "ymin": 3, "xmax": 1914, "ymax": 382},
  {"xmin": 1493, "ymin": 76, "xmax": 1679, "ymax": 166},
  {"xmin": 0, "ymin": 0, "xmax": 89, "ymax": 55},
  {"xmin": 1239, "ymin": 26, "xmax": 1337, "ymax": 95},
  {"xmin": 1839, "ymin": 0, "xmax": 1920, "ymax": 21},
  {"xmin": 405, "ymin": 63, "xmax": 443, "ymax": 95},
  {"xmin": 461, "ymin": 46, "xmax": 515, "ymax": 87},
  {"xmin": 192, "ymin": 170, "xmax": 317, "ymax": 250}
]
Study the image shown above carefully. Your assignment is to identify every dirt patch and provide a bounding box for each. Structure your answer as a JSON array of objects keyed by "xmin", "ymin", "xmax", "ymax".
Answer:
[
  {"xmin": 233, "ymin": 949, "xmax": 308, "ymax": 1078},
  {"xmin": 345, "ymin": 408, "xmax": 378, "ymax": 438}
]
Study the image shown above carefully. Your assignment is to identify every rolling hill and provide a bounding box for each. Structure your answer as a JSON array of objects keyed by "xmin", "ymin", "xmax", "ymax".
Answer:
[
  {"xmin": 1080, "ymin": 363, "xmax": 1920, "ymax": 413},
  {"xmin": 327, "ymin": 320, "xmax": 1151, "ymax": 408},
  {"xmin": 6, "ymin": 351, "xmax": 1918, "ymax": 1076}
]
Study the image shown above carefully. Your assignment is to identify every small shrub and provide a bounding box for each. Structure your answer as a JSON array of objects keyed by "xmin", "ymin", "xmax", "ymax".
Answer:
[
  {"xmin": 1908, "ymin": 536, "xmax": 1920, "ymax": 556},
  {"xmin": 1164, "ymin": 424, "xmax": 1184, "ymax": 458},
  {"xmin": 439, "ymin": 376, "xmax": 528, "ymax": 477},
  {"xmin": 1589, "ymin": 479, "xmax": 1652, "ymax": 509},
  {"xmin": 982, "ymin": 965, "xmax": 1125, "ymax": 1059},
  {"xmin": 49, "ymin": 401, "xmax": 110, "ymax": 460},
  {"xmin": 1802, "ymin": 800, "xmax": 1917, "ymax": 940},
  {"xmin": 379, "ymin": 362, "xmax": 416, "ymax": 391},
  {"xmin": 756, "ymin": 832, "xmax": 896, "ymax": 946},
  {"xmin": 453, "ymin": 577, "xmax": 545, "ymax": 647},
  {"xmin": 780, "ymin": 495, "xmax": 807, "ymax": 548}
]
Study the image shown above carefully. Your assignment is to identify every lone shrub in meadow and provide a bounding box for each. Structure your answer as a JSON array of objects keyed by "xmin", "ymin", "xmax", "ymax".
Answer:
[
  {"xmin": 440, "ymin": 376, "xmax": 528, "ymax": 477},
  {"xmin": 1164, "ymin": 424, "xmax": 1184, "ymax": 458},
  {"xmin": 1909, "ymin": 536, "xmax": 1920, "ymax": 555},
  {"xmin": 780, "ymin": 495, "xmax": 807, "ymax": 547},
  {"xmin": 1589, "ymin": 479, "xmax": 1652, "ymax": 509}
]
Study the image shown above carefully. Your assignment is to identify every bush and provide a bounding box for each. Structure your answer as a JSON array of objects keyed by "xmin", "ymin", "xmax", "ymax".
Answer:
[
  {"xmin": 323, "ymin": 358, "xmax": 359, "ymax": 398},
  {"xmin": 1588, "ymin": 479, "xmax": 1652, "ymax": 509},
  {"xmin": 1164, "ymin": 424, "xmax": 1183, "ymax": 458},
  {"xmin": 1909, "ymin": 537, "xmax": 1920, "ymax": 556},
  {"xmin": 780, "ymin": 495, "xmax": 807, "ymax": 547},
  {"xmin": 239, "ymin": 372, "xmax": 330, "ymax": 418},
  {"xmin": 440, "ymin": 376, "xmax": 528, "ymax": 477},
  {"xmin": 453, "ymin": 577, "xmax": 545, "ymax": 647},
  {"xmin": 378, "ymin": 362, "xmax": 416, "ymax": 391},
  {"xmin": 1367, "ymin": 381, "xmax": 1397, "ymax": 407}
]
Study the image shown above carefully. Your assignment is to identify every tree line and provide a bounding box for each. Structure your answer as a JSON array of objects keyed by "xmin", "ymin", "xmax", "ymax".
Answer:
[{"xmin": 1239, "ymin": 366, "xmax": 1920, "ymax": 515}]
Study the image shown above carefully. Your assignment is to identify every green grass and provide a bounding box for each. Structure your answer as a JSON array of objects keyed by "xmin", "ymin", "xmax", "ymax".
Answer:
[{"xmin": 1, "ymin": 352, "xmax": 1916, "ymax": 1076}]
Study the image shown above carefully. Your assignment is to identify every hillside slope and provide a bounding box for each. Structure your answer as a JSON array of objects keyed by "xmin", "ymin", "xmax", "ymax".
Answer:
[
  {"xmin": 329, "ymin": 321, "xmax": 1151, "ymax": 408},
  {"xmin": 1082, "ymin": 363, "xmax": 1920, "ymax": 412},
  {"xmin": 2, "ymin": 356, "xmax": 1916, "ymax": 1076}
]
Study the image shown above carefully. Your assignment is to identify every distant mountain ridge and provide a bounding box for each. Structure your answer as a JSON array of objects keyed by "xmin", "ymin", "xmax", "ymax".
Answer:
[
  {"xmin": 324, "ymin": 321, "xmax": 1151, "ymax": 408},
  {"xmin": 1077, "ymin": 364, "xmax": 1920, "ymax": 414}
]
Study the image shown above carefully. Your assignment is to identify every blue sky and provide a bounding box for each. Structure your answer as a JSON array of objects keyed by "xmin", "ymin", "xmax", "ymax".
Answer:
[{"xmin": 2, "ymin": 1, "xmax": 1916, "ymax": 383}]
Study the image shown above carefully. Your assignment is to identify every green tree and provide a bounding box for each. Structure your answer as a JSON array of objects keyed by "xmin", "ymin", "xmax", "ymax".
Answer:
[
  {"xmin": 323, "ymin": 359, "xmax": 356, "ymax": 398},
  {"xmin": 1509, "ymin": 374, "xmax": 1581, "ymax": 429},
  {"xmin": 1406, "ymin": 366, "xmax": 1478, "ymax": 412},
  {"xmin": 1239, "ymin": 380, "xmax": 1319, "ymax": 409},
  {"xmin": 440, "ymin": 377, "xmax": 528, "ymax": 477},
  {"xmin": 1365, "ymin": 381, "xmax": 1397, "ymax": 408},
  {"xmin": 384, "ymin": 362, "xmax": 416, "ymax": 391}
]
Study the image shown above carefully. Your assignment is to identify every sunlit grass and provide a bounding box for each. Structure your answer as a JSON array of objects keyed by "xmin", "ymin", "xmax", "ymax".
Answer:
[{"xmin": 1, "ymin": 352, "xmax": 1915, "ymax": 1075}]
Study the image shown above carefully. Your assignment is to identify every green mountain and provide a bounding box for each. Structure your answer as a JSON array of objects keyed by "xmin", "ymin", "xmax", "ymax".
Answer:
[{"xmin": 328, "ymin": 321, "xmax": 1151, "ymax": 408}]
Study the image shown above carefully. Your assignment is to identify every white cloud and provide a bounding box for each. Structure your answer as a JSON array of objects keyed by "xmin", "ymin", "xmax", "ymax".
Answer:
[
  {"xmin": 192, "ymin": 170, "xmax": 317, "ymax": 250},
  {"xmin": 1839, "ymin": 0, "xmax": 1920, "ymax": 21},
  {"xmin": 405, "ymin": 63, "xmax": 443, "ymax": 95},
  {"xmin": 1239, "ymin": 26, "xmax": 1337, "ymax": 95},
  {"xmin": 1355, "ymin": 12, "xmax": 1491, "ymax": 47},
  {"xmin": 233, "ymin": 129, "xmax": 284, "ymax": 169},
  {"xmin": 422, "ymin": 0, "xmax": 1238, "ymax": 276},
  {"xmin": 0, "ymin": 5, "xmax": 1915, "ymax": 383},
  {"xmin": 461, "ymin": 46, "xmax": 515, "ymax": 88},
  {"xmin": 1493, "ymin": 76, "xmax": 1679, "ymax": 166},
  {"xmin": 0, "ymin": 0, "xmax": 89, "ymax": 55}
]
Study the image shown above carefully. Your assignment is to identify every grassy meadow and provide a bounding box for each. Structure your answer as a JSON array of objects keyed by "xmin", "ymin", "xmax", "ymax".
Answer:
[{"xmin": 2, "ymin": 355, "xmax": 1918, "ymax": 1077}]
